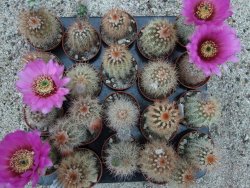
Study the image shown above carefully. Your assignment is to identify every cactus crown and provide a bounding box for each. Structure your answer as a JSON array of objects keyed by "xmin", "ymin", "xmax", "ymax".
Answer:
[
  {"xmin": 57, "ymin": 150, "xmax": 99, "ymax": 188},
  {"xmin": 102, "ymin": 9, "xmax": 130, "ymax": 39},
  {"xmin": 66, "ymin": 21, "xmax": 98, "ymax": 53},
  {"xmin": 184, "ymin": 92, "xmax": 220, "ymax": 127},
  {"xmin": 19, "ymin": 8, "xmax": 62, "ymax": 49},
  {"xmin": 105, "ymin": 141, "xmax": 139, "ymax": 178},
  {"xmin": 139, "ymin": 141, "xmax": 177, "ymax": 183},
  {"xmin": 139, "ymin": 19, "xmax": 177, "ymax": 57},
  {"xmin": 145, "ymin": 101, "xmax": 180, "ymax": 139},
  {"xmin": 21, "ymin": 51, "xmax": 60, "ymax": 65},
  {"xmin": 103, "ymin": 45, "xmax": 133, "ymax": 79},
  {"xmin": 141, "ymin": 60, "xmax": 178, "ymax": 98},
  {"xmin": 66, "ymin": 64, "xmax": 100, "ymax": 97}
]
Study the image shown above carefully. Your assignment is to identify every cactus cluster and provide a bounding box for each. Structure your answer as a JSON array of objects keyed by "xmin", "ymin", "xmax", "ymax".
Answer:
[
  {"xmin": 66, "ymin": 64, "xmax": 100, "ymax": 97},
  {"xmin": 175, "ymin": 16, "xmax": 195, "ymax": 45},
  {"xmin": 19, "ymin": 8, "xmax": 62, "ymax": 50},
  {"xmin": 140, "ymin": 60, "xmax": 178, "ymax": 98},
  {"xmin": 139, "ymin": 19, "xmax": 177, "ymax": 58},
  {"xmin": 139, "ymin": 141, "xmax": 177, "ymax": 183},
  {"xmin": 101, "ymin": 9, "xmax": 131, "ymax": 40},
  {"xmin": 178, "ymin": 54, "xmax": 207, "ymax": 86},
  {"xmin": 105, "ymin": 140, "xmax": 139, "ymax": 179},
  {"xmin": 144, "ymin": 101, "xmax": 180, "ymax": 140},
  {"xmin": 103, "ymin": 45, "xmax": 134, "ymax": 80},
  {"xmin": 49, "ymin": 117, "xmax": 86, "ymax": 155},
  {"xmin": 65, "ymin": 20, "xmax": 99, "ymax": 57},
  {"xmin": 184, "ymin": 92, "xmax": 220, "ymax": 127},
  {"xmin": 105, "ymin": 95, "xmax": 139, "ymax": 132},
  {"xmin": 57, "ymin": 150, "xmax": 99, "ymax": 188},
  {"xmin": 69, "ymin": 96, "xmax": 102, "ymax": 129},
  {"xmin": 21, "ymin": 51, "xmax": 60, "ymax": 65},
  {"xmin": 24, "ymin": 106, "xmax": 57, "ymax": 131},
  {"xmin": 178, "ymin": 131, "xmax": 218, "ymax": 170}
]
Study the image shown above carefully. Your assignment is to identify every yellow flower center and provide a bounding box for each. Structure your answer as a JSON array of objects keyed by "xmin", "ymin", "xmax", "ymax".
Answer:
[
  {"xmin": 10, "ymin": 149, "xmax": 34, "ymax": 174},
  {"xmin": 195, "ymin": 1, "xmax": 214, "ymax": 20},
  {"xmin": 33, "ymin": 75, "xmax": 56, "ymax": 97},
  {"xmin": 200, "ymin": 40, "xmax": 218, "ymax": 59}
]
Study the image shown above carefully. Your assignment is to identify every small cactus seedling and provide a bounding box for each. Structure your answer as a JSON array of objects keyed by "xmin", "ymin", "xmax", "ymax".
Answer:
[
  {"xmin": 177, "ymin": 54, "xmax": 207, "ymax": 87},
  {"xmin": 184, "ymin": 92, "xmax": 220, "ymax": 127},
  {"xmin": 103, "ymin": 45, "xmax": 133, "ymax": 80},
  {"xmin": 144, "ymin": 101, "xmax": 180, "ymax": 140},
  {"xmin": 105, "ymin": 141, "xmax": 139, "ymax": 179},
  {"xmin": 24, "ymin": 106, "xmax": 57, "ymax": 131},
  {"xmin": 57, "ymin": 150, "xmax": 100, "ymax": 188},
  {"xmin": 21, "ymin": 51, "xmax": 60, "ymax": 65},
  {"xmin": 175, "ymin": 16, "xmax": 195, "ymax": 46},
  {"xmin": 19, "ymin": 8, "xmax": 62, "ymax": 51},
  {"xmin": 49, "ymin": 117, "xmax": 87, "ymax": 155},
  {"xmin": 140, "ymin": 60, "xmax": 178, "ymax": 99},
  {"xmin": 105, "ymin": 95, "xmax": 139, "ymax": 132},
  {"xmin": 139, "ymin": 141, "xmax": 177, "ymax": 183},
  {"xmin": 138, "ymin": 19, "xmax": 177, "ymax": 58},
  {"xmin": 66, "ymin": 64, "xmax": 101, "ymax": 97},
  {"xmin": 177, "ymin": 131, "xmax": 218, "ymax": 170},
  {"xmin": 69, "ymin": 96, "xmax": 102, "ymax": 129}
]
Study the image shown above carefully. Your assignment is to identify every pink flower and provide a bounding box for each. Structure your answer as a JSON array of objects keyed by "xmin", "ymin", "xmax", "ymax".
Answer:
[
  {"xmin": 16, "ymin": 59, "xmax": 70, "ymax": 114},
  {"xmin": 182, "ymin": 0, "xmax": 232, "ymax": 25},
  {"xmin": 0, "ymin": 130, "xmax": 52, "ymax": 187},
  {"xmin": 186, "ymin": 24, "xmax": 240, "ymax": 76}
]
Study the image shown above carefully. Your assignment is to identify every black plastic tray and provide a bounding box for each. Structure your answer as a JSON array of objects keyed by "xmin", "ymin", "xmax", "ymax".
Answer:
[{"xmin": 49, "ymin": 16, "xmax": 208, "ymax": 183}]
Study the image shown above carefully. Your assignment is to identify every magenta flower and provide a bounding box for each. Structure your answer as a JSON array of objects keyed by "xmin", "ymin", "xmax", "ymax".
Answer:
[
  {"xmin": 182, "ymin": 0, "xmax": 232, "ymax": 25},
  {"xmin": 16, "ymin": 59, "xmax": 70, "ymax": 114},
  {"xmin": 187, "ymin": 24, "xmax": 240, "ymax": 76},
  {"xmin": 0, "ymin": 130, "xmax": 52, "ymax": 187}
]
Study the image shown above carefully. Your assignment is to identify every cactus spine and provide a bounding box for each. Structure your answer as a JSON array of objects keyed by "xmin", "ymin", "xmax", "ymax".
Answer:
[{"xmin": 21, "ymin": 51, "xmax": 60, "ymax": 65}]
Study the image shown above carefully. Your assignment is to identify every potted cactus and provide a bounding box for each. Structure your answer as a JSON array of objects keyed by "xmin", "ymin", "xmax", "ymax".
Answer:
[
  {"xmin": 19, "ymin": 8, "xmax": 63, "ymax": 51},
  {"xmin": 62, "ymin": 20, "xmax": 101, "ymax": 61},
  {"xmin": 102, "ymin": 45, "xmax": 137, "ymax": 90},
  {"xmin": 176, "ymin": 53, "xmax": 210, "ymax": 89},
  {"xmin": 21, "ymin": 51, "xmax": 61, "ymax": 65},
  {"xmin": 137, "ymin": 19, "xmax": 177, "ymax": 60},
  {"xmin": 138, "ymin": 60, "xmax": 178, "ymax": 101},
  {"xmin": 66, "ymin": 64, "xmax": 102, "ymax": 98},
  {"xmin": 102, "ymin": 134, "xmax": 139, "ymax": 179},
  {"xmin": 100, "ymin": 9, "xmax": 137, "ymax": 46},
  {"xmin": 140, "ymin": 101, "xmax": 180, "ymax": 141}
]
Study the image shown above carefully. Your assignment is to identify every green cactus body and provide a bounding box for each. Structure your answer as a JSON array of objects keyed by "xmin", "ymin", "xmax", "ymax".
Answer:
[
  {"xmin": 141, "ymin": 60, "xmax": 178, "ymax": 98},
  {"xmin": 144, "ymin": 101, "xmax": 180, "ymax": 139},
  {"xmin": 57, "ymin": 150, "xmax": 99, "ymax": 188},
  {"xmin": 19, "ymin": 9, "xmax": 62, "ymax": 50},
  {"xmin": 184, "ymin": 92, "xmax": 220, "ymax": 127},
  {"xmin": 66, "ymin": 64, "xmax": 100, "ymax": 97},
  {"xmin": 139, "ymin": 19, "xmax": 177, "ymax": 57},
  {"xmin": 105, "ymin": 141, "xmax": 139, "ymax": 178},
  {"xmin": 103, "ymin": 45, "xmax": 133, "ymax": 79}
]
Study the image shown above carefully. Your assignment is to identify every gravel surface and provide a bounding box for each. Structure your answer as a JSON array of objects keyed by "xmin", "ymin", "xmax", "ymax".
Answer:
[{"xmin": 0, "ymin": 0, "xmax": 249, "ymax": 187}]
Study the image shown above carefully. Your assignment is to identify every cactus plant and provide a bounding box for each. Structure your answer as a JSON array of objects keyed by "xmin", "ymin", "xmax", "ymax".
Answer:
[
  {"xmin": 175, "ymin": 16, "xmax": 195, "ymax": 46},
  {"xmin": 177, "ymin": 54, "xmax": 207, "ymax": 86},
  {"xmin": 184, "ymin": 92, "xmax": 220, "ymax": 127},
  {"xmin": 177, "ymin": 131, "xmax": 218, "ymax": 170},
  {"xmin": 21, "ymin": 51, "xmax": 60, "ymax": 65},
  {"xmin": 66, "ymin": 64, "xmax": 101, "ymax": 97},
  {"xmin": 19, "ymin": 8, "xmax": 62, "ymax": 50},
  {"xmin": 105, "ymin": 140, "xmax": 139, "ymax": 179},
  {"xmin": 57, "ymin": 150, "xmax": 99, "ymax": 188},
  {"xmin": 103, "ymin": 45, "xmax": 133, "ymax": 79},
  {"xmin": 69, "ymin": 96, "xmax": 102, "ymax": 129},
  {"xmin": 143, "ymin": 101, "xmax": 180, "ymax": 140},
  {"xmin": 24, "ymin": 106, "xmax": 57, "ymax": 131},
  {"xmin": 140, "ymin": 60, "xmax": 178, "ymax": 99},
  {"xmin": 138, "ymin": 19, "xmax": 177, "ymax": 58},
  {"xmin": 139, "ymin": 141, "xmax": 177, "ymax": 183},
  {"xmin": 49, "ymin": 117, "xmax": 87, "ymax": 155},
  {"xmin": 105, "ymin": 95, "xmax": 139, "ymax": 132}
]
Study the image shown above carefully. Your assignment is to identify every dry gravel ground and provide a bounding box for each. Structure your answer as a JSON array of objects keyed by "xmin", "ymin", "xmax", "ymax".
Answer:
[{"xmin": 0, "ymin": 0, "xmax": 249, "ymax": 187}]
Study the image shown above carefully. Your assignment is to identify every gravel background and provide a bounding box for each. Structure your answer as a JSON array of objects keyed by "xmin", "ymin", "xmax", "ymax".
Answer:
[{"xmin": 0, "ymin": 0, "xmax": 249, "ymax": 187}]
